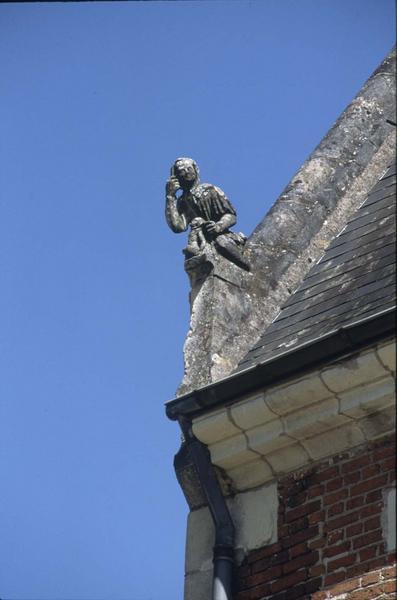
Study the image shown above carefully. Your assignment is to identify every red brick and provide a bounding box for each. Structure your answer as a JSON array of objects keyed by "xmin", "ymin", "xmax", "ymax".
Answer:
[
  {"xmin": 366, "ymin": 489, "xmax": 383, "ymax": 503},
  {"xmin": 374, "ymin": 444, "xmax": 395, "ymax": 460},
  {"xmin": 278, "ymin": 525, "xmax": 289, "ymax": 538},
  {"xmin": 330, "ymin": 577, "xmax": 360, "ymax": 595},
  {"xmin": 327, "ymin": 502, "xmax": 344, "ymax": 517},
  {"xmin": 343, "ymin": 471, "xmax": 361, "ymax": 485},
  {"xmin": 366, "ymin": 556, "xmax": 388, "ymax": 570},
  {"xmin": 378, "ymin": 541, "xmax": 387, "ymax": 554},
  {"xmin": 312, "ymin": 593, "xmax": 328, "ymax": 600},
  {"xmin": 327, "ymin": 529, "xmax": 344, "ymax": 544},
  {"xmin": 361, "ymin": 570, "xmax": 381, "ymax": 586},
  {"xmin": 238, "ymin": 564, "xmax": 251, "ymax": 578},
  {"xmin": 251, "ymin": 550, "xmax": 290, "ymax": 574},
  {"xmin": 382, "ymin": 580, "xmax": 397, "ymax": 593},
  {"xmin": 324, "ymin": 488, "xmax": 348, "ymax": 505},
  {"xmin": 290, "ymin": 543, "xmax": 308, "ymax": 559},
  {"xmin": 350, "ymin": 474, "xmax": 388, "ymax": 497},
  {"xmin": 325, "ymin": 477, "xmax": 343, "ymax": 492},
  {"xmin": 346, "ymin": 562, "xmax": 370, "ymax": 578},
  {"xmin": 282, "ymin": 526, "xmax": 319, "ymax": 549},
  {"xmin": 270, "ymin": 569, "xmax": 307, "ymax": 594},
  {"xmin": 359, "ymin": 545, "xmax": 379, "ymax": 562},
  {"xmin": 282, "ymin": 551, "xmax": 318, "ymax": 574},
  {"xmin": 346, "ymin": 522, "xmax": 363, "ymax": 537},
  {"xmin": 244, "ymin": 565, "xmax": 283, "ymax": 587},
  {"xmin": 324, "ymin": 570, "xmax": 345, "ymax": 586},
  {"xmin": 309, "ymin": 537, "xmax": 326, "ymax": 550},
  {"xmin": 364, "ymin": 516, "xmax": 381, "ymax": 531},
  {"xmin": 362, "ymin": 464, "xmax": 381, "ymax": 479},
  {"xmin": 327, "ymin": 552, "xmax": 357, "ymax": 571},
  {"xmin": 326, "ymin": 510, "xmax": 360, "ymax": 531},
  {"xmin": 287, "ymin": 491, "xmax": 308, "ymax": 508},
  {"xmin": 288, "ymin": 517, "xmax": 309, "ymax": 535},
  {"xmin": 323, "ymin": 541, "xmax": 351, "ymax": 558},
  {"xmin": 284, "ymin": 584, "xmax": 306, "ymax": 600},
  {"xmin": 381, "ymin": 565, "xmax": 397, "ymax": 578},
  {"xmin": 308, "ymin": 510, "xmax": 325, "ymax": 524},
  {"xmin": 349, "ymin": 585, "xmax": 383, "ymax": 600},
  {"xmin": 244, "ymin": 582, "xmax": 271, "ymax": 599},
  {"xmin": 235, "ymin": 591, "xmax": 252, "ymax": 600},
  {"xmin": 353, "ymin": 530, "xmax": 383, "ymax": 549},
  {"xmin": 305, "ymin": 577, "xmax": 323, "ymax": 595},
  {"xmin": 307, "ymin": 484, "xmax": 324, "ymax": 499},
  {"xmin": 381, "ymin": 456, "xmax": 396, "ymax": 472},
  {"xmin": 251, "ymin": 557, "xmax": 271, "ymax": 574},
  {"xmin": 386, "ymin": 551, "xmax": 396, "ymax": 564},
  {"xmin": 309, "ymin": 564, "xmax": 325, "ymax": 577},
  {"xmin": 247, "ymin": 542, "xmax": 282, "ymax": 563},
  {"xmin": 342, "ymin": 455, "xmax": 370, "ymax": 473},
  {"xmin": 314, "ymin": 466, "xmax": 339, "ymax": 483},
  {"xmin": 285, "ymin": 500, "xmax": 322, "ymax": 523},
  {"xmin": 346, "ymin": 496, "xmax": 365, "ymax": 510},
  {"xmin": 360, "ymin": 502, "xmax": 383, "ymax": 518}
]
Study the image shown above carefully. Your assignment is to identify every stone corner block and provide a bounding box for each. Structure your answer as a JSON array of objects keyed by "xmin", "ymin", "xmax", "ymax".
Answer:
[
  {"xmin": 302, "ymin": 423, "xmax": 365, "ymax": 460},
  {"xmin": 185, "ymin": 506, "xmax": 214, "ymax": 575},
  {"xmin": 192, "ymin": 408, "xmax": 240, "ymax": 445},
  {"xmin": 209, "ymin": 433, "xmax": 256, "ymax": 470},
  {"xmin": 230, "ymin": 392, "xmax": 275, "ymax": 429},
  {"xmin": 228, "ymin": 482, "xmax": 278, "ymax": 556},
  {"xmin": 377, "ymin": 340, "xmax": 396, "ymax": 374},
  {"xmin": 265, "ymin": 443, "xmax": 310, "ymax": 473},
  {"xmin": 321, "ymin": 349, "xmax": 386, "ymax": 393},
  {"xmin": 227, "ymin": 458, "xmax": 274, "ymax": 491},
  {"xmin": 265, "ymin": 373, "xmax": 331, "ymax": 415}
]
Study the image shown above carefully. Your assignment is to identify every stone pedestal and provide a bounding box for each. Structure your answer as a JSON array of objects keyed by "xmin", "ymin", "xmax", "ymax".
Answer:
[{"xmin": 177, "ymin": 248, "xmax": 253, "ymax": 397}]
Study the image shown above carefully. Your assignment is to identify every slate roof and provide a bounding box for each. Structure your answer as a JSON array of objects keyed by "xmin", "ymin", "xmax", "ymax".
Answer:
[{"xmin": 237, "ymin": 161, "xmax": 396, "ymax": 373}]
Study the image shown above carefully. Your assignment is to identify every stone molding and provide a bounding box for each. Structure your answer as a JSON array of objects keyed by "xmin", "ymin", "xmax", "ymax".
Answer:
[{"xmin": 192, "ymin": 339, "xmax": 396, "ymax": 492}]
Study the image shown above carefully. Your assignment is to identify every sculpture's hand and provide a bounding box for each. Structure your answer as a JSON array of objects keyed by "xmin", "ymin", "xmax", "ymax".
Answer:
[
  {"xmin": 166, "ymin": 176, "xmax": 181, "ymax": 196},
  {"xmin": 203, "ymin": 221, "xmax": 221, "ymax": 238}
]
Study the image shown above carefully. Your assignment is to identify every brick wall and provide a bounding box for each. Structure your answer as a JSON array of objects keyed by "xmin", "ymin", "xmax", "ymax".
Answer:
[{"xmin": 235, "ymin": 436, "xmax": 396, "ymax": 600}]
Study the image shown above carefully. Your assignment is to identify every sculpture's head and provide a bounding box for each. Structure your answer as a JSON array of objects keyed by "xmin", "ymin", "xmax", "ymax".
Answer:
[{"xmin": 172, "ymin": 157, "xmax": 199, "ymax": 189}]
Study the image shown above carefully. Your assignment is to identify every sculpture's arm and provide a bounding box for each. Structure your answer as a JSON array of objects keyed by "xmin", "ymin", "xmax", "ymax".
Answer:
[
  {"xmin": 165, "ymin": 178, "xmax": 188, "ymax": 233},
  {"xmin": 214, "ymin": 212, "xmax": 236, "ymax": 233}
]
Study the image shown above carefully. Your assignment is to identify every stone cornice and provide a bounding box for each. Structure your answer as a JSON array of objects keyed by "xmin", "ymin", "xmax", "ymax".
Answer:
[{"xmin": 191, "ymin": 340, "xmax": 396, "ymax": 492}]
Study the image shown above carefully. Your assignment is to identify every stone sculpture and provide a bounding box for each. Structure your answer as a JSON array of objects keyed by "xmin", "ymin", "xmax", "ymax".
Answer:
[{"xmin": 165, "ymin": 158, "xmax": 250, "ymax": 271}]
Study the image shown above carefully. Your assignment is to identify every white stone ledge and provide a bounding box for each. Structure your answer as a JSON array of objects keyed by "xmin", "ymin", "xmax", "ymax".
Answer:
[
  {"xmin": 283, "ymin": 397, "xmax": 351, "ymax": 440},
  {"xmin": 339, "ymin": 375, "xmax": 395, "ymax": 418},
  {"xmin": 192, "ymin": 340, "xmax": 396, "ymax": 491},
  {"xmin": 192, "ymin": 407, "xmax": 240, "ymax": 444},
  {"xmin": 227, "ymin": 458, "xmax": 273, "ymax": 491},
  {"xmin": 231, "ymin": 392, "xmax": 275, "ymax": 429},
  {"xmin": 321, "ymin": 348, "xmax": 387, "ymax": 392},
  {"xmin": 377, "ymin": 341, "xmax": 396, "ymax": 374},
  {"xmin": 265, "ymin": 443, "xmax": 310, "ymax": 473},
  {"xmin": 301, "ymin": 423, "xmax": 365, "ymax": 460},
  {"xmin": 246, "ymin": 418, "xmax": 289, "ymax": 454},
  {"xmin": 210, "ymin": 433, "xmax": 257, "ymax": 470},
  {"xmin": 265, "ymin": 374, "xmax": 332, "ymax": 415}
]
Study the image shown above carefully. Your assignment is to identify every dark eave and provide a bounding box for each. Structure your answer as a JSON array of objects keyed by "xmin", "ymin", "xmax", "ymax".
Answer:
[{"xmin": 165, "ymin": 306, "xmax": 396, "ymax": 421}]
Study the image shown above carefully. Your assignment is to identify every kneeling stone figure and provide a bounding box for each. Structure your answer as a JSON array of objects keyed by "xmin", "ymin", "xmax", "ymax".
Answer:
[{"xmin": 165, "ymin": 157, "xmax": 250, "ymax": 271}]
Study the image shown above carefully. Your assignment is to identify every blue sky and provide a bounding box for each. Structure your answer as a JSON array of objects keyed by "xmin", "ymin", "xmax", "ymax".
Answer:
[{"xmin": 0, "ymin": 1, "xmax": 395, "ymax": 599}]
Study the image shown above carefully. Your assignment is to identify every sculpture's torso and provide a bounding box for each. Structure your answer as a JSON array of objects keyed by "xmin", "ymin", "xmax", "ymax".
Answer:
[{"xmin": 178, "ymin": 184, "xmax": 236, "ymax": 226}]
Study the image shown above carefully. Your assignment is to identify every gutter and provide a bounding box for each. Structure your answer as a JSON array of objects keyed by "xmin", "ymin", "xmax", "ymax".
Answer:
[
  {"xmin": 178, "ymin": 417, "xmax": 235, "ymax": 600},
  {"xmin": 166, "ymin": 306, "xmax": 396, "ymax": 421}
]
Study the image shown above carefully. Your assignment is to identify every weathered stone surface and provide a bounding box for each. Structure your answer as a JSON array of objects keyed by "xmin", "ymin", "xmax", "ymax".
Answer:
[
  {"xmin": 177, "ymin": 248, "xmax": 255, "ymax": 396},
  {"xmin": 177, "ymin": 48, "xmax": 396, "ymax": 396}
]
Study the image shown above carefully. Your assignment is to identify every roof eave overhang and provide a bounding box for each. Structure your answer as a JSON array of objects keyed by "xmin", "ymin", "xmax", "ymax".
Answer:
[{"xmin": 165, "ymin": 306, "xmax": 396, "ymax": 421}]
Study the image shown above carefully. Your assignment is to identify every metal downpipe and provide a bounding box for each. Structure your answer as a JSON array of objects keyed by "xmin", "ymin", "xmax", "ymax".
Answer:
[{"xmin": 179, "ymin": 417, "xmax": 235, "ymax": 600}]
